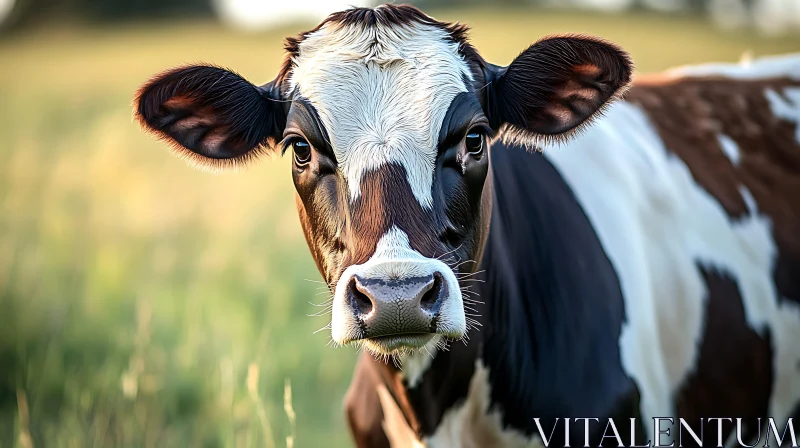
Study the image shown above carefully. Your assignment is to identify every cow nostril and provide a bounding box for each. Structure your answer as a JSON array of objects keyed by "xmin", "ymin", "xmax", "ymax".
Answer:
[
  {"xmin": 420, "ymin": 272, "xmax": 443, "ymax": 313},
  {"xmin": 348, "ymin": 277, "xmax": 373, "ymax": 316}
]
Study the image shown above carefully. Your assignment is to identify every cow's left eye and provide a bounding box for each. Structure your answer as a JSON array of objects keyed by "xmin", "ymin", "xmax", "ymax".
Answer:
[
  {"xmin": 292, "ymin": 139, "xmax": 312, "ymax": 166},
  {"xmin": 465, "ymin": 132, "xmax": 483, "ymax": 156}
]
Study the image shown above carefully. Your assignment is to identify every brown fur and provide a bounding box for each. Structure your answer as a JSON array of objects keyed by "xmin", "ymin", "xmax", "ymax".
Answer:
[
  {"xmin": 626, "ymin": 74, "xmax": 800, "ymax": 445},
  {"xmin": 344, "ymin": 355, "xmax": 392, "ymax": 448},
  {"xmin": 675, "ymin": 266, "xmax": 774, "ymax": 446},
  {"xmin": 344, "ymin": 354, "xmax": 420, "ymax": 448},
  {"xmin": 627, "ymin": 75, "xmax": 800, "ymax": 307},
  {"xmin": 347, "ymin": 164, "xmax": 442, "ymax": 266}
]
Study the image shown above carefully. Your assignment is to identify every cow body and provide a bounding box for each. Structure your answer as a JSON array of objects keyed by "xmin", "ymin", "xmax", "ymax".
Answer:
[
  {"xmin": 132, "ymin": 5, "xmax": 800, "ymax": 447},
  {"xmin": 346, "ymin": 56, "xmax": 800, "ymax": 447}
]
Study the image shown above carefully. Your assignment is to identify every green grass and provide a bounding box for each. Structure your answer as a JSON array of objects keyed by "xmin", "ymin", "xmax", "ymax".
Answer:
[{"xmin": 0, "ymin": 8, "xmax": 798, "ymax": 448}]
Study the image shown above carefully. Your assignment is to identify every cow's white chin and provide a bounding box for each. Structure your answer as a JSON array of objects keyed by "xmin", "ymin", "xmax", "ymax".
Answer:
[{"xmin": 359, "ymin": 334, "xmax": 440, "ymax": 357}]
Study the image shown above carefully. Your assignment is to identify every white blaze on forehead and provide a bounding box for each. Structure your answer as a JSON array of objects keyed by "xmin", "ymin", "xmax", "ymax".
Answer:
[{"xmin": 288, "ymin": 17, "xmax": 473, "ymax": 208}]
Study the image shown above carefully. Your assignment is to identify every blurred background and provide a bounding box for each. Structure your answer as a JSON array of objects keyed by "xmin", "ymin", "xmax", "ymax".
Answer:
[{"xmin": 0, "ymin": 0, "xmax": 797, "ymax": 447}]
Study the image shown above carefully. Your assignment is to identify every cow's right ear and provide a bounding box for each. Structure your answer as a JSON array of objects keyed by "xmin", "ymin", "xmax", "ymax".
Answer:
[
  {"xmin": 482, "ymin": 35, "xmax": 632, "ymax": 145},
  {"xmin": 134, "ymin": 65, "xmax": 287, "ymax": 169}
]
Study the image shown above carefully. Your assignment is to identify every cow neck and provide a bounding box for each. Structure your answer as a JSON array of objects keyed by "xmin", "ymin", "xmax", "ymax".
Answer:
[{"xmin": 472, "ymin": 142, "xmax": 634, "ymax": 434}]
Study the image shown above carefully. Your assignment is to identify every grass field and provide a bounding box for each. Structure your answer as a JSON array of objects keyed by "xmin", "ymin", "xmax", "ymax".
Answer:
[{"xmin": 0, "ymin": 7, "xmax": 798, "ymax": 448}]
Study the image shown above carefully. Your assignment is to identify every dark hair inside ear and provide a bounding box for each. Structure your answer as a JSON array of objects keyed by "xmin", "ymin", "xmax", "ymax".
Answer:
[
  {"xmin": 486, "ymin": 35, "xmax": 633, "ymax": 142},
  {"xmin": 134, "ymin": 65, "xmax": 286, "ymax": 169}
]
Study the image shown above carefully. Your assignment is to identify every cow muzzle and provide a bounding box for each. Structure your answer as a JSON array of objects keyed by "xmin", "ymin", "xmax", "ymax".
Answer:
[{"xmin": 331, "ymin": 258, "xmax": 466, "ymax": 355}]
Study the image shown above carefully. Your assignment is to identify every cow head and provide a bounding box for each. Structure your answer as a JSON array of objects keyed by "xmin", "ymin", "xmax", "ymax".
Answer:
[{"xmin": 134, "ymin": 4, "xmax": 632, "ymax": 356}]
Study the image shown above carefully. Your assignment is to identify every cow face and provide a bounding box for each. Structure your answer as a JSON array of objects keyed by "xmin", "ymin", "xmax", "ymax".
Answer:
[{"xmin": 134, "ymin": 5, "xmax": 632, "ymax": 356}]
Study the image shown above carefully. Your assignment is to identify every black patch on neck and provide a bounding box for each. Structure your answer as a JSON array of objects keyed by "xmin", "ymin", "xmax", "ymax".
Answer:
[
  {"xmin": 404, "ymin": 339, "xmax": 480, "ymax": 436},
  {"xmin": 398, "ymin": 142, "xmax": 641, "ymax": 441},
  {"xmin": 476, "ymin": 143, "xmax": 636, "ymax": 439}
]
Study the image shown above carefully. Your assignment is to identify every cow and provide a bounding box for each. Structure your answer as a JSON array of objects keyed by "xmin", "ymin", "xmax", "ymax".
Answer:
[{"xmin": 133, "ymin": 4, "xmax": 800, "ymax": 447}]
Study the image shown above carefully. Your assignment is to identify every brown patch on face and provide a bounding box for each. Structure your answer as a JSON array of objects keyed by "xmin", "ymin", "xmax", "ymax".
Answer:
[
  {"xmin": 294, "ymin": 172, "xmax": 349, "ymax": 285},
  {"xmin": 293, "ymin": 142, "xmax": 488, "ymax": 293},
  {"xmin": 346, "ymin": 164, "xmax": 442, "ymax": 267},
  {"xmin": 628, "ymin": 75, "xmax": 800, "ymax": 306},
  {"xmin": 295, "ymin": 162, "xmax": 454, "ymax": 288},
  {"xmin": 295, "ymin": 193, "xmax": 328, "ymax": 279},
  {"xmin": 675, "ymin": 265, "xmax": 773, "ymax": 445}
]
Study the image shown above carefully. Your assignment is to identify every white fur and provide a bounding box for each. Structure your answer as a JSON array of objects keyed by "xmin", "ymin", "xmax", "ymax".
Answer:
[
  {"xmin": 666, "ymin": 52, "xmax": 800, "ymax": 80},
  {"xmin": 739, "ymin": 185, "xmax": 758, "ymax": 214},
  {"xmin": 400, "ymin": 346, "xmax": 438, "ymax": 388},
  {"xmin": 424, "ymin": 361, "xmax": 545, "ymax": 448},
  {"xmin": 376, "ymin": 383, "xmax": 426, "ymax": 448},
  {"xmin": 717, "ymin": 133, "xmax": 741, "ymax": 165},
  {"xmin": 543, "ymin": 75, "xmax": 800, "ymax": 442},
  {"xmin": 288, "ymin": 14, "xmax": 473, "ymax": 208},
  {"xmin": 765, "ymin": 87, "xmax": 800, "ymax": 143},
  {"xmin": 331, "ymin": 226, "xmax": 465, "ymax": 346}
]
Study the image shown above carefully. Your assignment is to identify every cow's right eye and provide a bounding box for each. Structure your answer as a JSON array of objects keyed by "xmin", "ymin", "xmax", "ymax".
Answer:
[
  {"xmin": 292, "ymin": 139, "xmax": 312, "ymax": 166},
  {"xmin": 465, "ymin": 132, "xmax": 484, "ymax": 157}
]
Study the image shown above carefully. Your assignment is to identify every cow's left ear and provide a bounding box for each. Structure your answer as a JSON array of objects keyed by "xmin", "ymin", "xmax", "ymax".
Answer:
[
  {"xmin": 484, "ymin": 35, "xmax": 632, "ymax": 142},
  {"xmin": 134, "ymin": 65, "xmax": 287, "ymax": 170}
]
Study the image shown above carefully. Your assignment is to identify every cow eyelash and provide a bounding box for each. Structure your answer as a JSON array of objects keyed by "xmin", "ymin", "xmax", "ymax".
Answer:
[
  {"xmin": 466, "ymin": 123, "xmax": 493, "ymax": 138},
  {"xmin": 463, "ymin": 123, "xmax": 493, "ymax": 142},
  {"xmin": 279, "ymin": 135, "xmax": 298, "ymax": 154}
]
